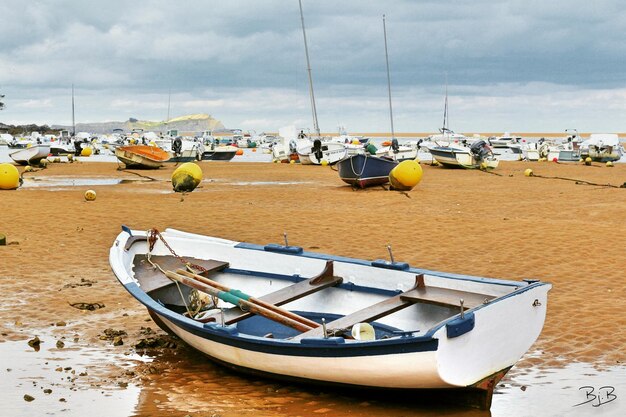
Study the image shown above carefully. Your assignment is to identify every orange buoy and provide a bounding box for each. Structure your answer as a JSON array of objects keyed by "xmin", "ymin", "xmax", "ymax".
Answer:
[{"xmin": 236, "ymin": 149, "xmax": 244, "ymax": 156}]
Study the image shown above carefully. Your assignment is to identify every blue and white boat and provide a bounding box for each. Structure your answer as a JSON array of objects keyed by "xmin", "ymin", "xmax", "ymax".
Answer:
[
  {"xmin": 336, "ymin": 154, "xmax": 398, "ymax": 188},
  {"xmin": 110, "ymin": 227, "xmax": 551, "ymax": 410}
]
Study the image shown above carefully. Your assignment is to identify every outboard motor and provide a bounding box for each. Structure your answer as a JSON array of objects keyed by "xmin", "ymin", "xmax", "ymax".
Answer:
[
  {"xmin": 470, "ymin": 140, "xmax": 489, "ymax": 160},
  {"xmin": 391, "ymin": 138, "xmax": 400, "ymax": 153},
  {"xmin": 172, "ymin": 137, "xmax": 183, "ymax": 155},
  {"xmin": 312, "ymin": 139, "xmax": 323, "ymax": 161}
]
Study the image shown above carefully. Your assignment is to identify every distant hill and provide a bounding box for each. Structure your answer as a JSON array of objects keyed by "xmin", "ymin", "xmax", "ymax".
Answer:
[{"xmin": 51, "ymin": 113, "xmax": 224, "ymax": 134}]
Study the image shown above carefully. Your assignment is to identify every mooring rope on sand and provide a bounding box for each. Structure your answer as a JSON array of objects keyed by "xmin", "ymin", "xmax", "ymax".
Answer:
[{"xmin": 529, "ymin": 173, "xmax": 625, "ymax": 188}]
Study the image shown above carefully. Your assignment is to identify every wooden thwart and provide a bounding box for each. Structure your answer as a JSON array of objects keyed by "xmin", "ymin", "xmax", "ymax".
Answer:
[
  {"xmin": 293, "ymin": 274, "xmax": 492, "ymax": 340},
  {"xmin": 165, "ymin": 270, "xmax": 316, "ymax": 332},
  {"xmin": 133, "ymin": 255, "xmax": 229, "ymax": 293},
  {"xmin": 201, "ymin": 260, "xmax": 343, "ymax": 325}
]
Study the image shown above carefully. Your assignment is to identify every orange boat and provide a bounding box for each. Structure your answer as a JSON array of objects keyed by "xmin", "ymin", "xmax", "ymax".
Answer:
[{"xmin": 115, "ymin": 145, "xmax": 172, "ymax": 169}]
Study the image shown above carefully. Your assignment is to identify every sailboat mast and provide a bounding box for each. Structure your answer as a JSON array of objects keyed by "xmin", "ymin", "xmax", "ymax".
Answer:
[
  {"xmin": 442, "ymin": 74, "xmax": 448, "ymax": 132},
  {"xmin": 383, "ymin": 15, "xmax": 395, "ymax": 140},
  {"xmin": 71, "ymin": 84, "xmax": 75, "ymax": 137},
  {"xmin": 298, "ymin": 0, "xmax": 320, "ymax": 137}
]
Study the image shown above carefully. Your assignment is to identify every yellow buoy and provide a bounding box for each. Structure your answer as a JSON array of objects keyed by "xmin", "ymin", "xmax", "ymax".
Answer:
[
  {"xmin": 524, "ymin": 168, "xmax": 533, "ymax": 177},
  {"xmin": 584, "ymin": 157, "xmax": 592, "ymax": 166},
  {"xmin": 290, "ymin": 159, "xmax": 296, "ymax": 164},
  {"xmin": 39, "ymin": 159, "xmax": 48, "ymax": 168},
  {"xmin": 352, "ymin": 139, "xmax": 360, "ymax": 145},
  {"xmin": 84, "ymin": 189, "xmax": 97, "ymax": 201},
  {"xmin": 538, "ymin": 157, "xmax": 546, "ymax": 162},
  {"xmin": 24, "ymin": 165, "xmax": 33, "ymax": 172},
  {"xmin": 171, "ymin": 162, "xmax": 203, "ymax": 192},
  {"xmin": 606, "ymin": 161, "xmax": 614, "ymax": 167},
  {"xmin": 480, "ymin": 162, "xmax": 488, "ymax": 170},
  {"xmin": 320, "ymin": 159, "xmax": 329, "ymax": 166},
  {"xmin": 389, "ymin": 160, "xmax": 423, "ymax": 191},
  {"xmin": 81, "ymin": 147, "xmax": 93, "ymax": 157},
  {"xmin": 0, "ymin": 163, "xmax": 21, "ymax": 190},
  {"xmin": 67, "ymin": 154, "xmax": 74, "ymax": 162}
]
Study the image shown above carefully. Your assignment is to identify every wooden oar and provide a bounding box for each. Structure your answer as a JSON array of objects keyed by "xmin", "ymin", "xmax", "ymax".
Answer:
[
  {"xmin": 165, "ymin": 271, "xmax": 315, "ymax": 332},
  {"xmin": 176, "ymin": 268, "xmax": 321, "ymax": 329}
]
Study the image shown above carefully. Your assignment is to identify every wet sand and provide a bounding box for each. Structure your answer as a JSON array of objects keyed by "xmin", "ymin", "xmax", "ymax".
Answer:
[{"xmin": 1, "ymin": 158, "xmax": 625, "ymax": 416}]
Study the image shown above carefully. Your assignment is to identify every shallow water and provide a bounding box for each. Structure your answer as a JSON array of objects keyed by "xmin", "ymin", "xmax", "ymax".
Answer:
[
  {"xmin": 130, "ymin": 346, "xmax": 625, "ymax": 416},
  {"xmin": 1, "ymin": 321, "xmax": 623, "ymax": 416},
  {"xmin": 20, "ymin": 176, "xmax": 150, "ymax": 188},
  {"xmin": 0, "ymin": 333, "xmax": 146, "ymax": 417}
]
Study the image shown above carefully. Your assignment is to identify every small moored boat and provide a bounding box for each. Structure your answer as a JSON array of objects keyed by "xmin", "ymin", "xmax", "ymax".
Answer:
[
  {"xmin": 336, "ymin": 153, "xmax": 398, "ymax": 188},
  {"xmin": 9, "ymin": 144, "xmax": 51, "ymax": 165},
  {"xmin": 430, "ymin": 141, "xmax": 499, "ymax": 169},
  {"xmin": 110, "ymin": 227, "xmax": 551, "ymax": 409},
  {"xmin": 115, "ymin": 145, "xmax": 171, "ymax": 169}
]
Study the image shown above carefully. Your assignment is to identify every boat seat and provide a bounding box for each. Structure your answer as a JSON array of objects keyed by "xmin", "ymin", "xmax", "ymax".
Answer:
[
  {"xmin": 293, "ymin": 275, "xmax": 493, "ymax": 340},
  {"xmin": 199, "ymin": 261, "xmax": 343, "ymax": 325},
  {"xmin": 132, "ymin": 254, "xmax": 229, "ymax": 294}
]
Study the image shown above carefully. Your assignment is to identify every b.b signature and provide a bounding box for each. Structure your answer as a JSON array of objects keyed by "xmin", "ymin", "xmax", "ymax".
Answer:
[{"xmin": 573, "ymin": 386, "xmax": 617, "ymax": 408}]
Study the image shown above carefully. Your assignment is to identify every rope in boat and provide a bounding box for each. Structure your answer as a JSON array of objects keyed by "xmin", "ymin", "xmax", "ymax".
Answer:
[{"xmin": 146, "ymin": 228, "xmax": 212, "ymax": 318}]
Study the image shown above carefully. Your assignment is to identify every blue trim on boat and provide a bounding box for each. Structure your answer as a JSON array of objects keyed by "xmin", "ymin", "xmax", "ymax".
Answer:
[
  {"xmin": 264, "ymin": 244, "xmax": 304, "ymax": 255},
  {"xmin": 446, "ymin": 312, "xmax": 475, "ymax": 338},
  {"xmin": 124, "ymin": 282, "xmax": 440, "ymax": 357},
  {"xmin": 371, "ymin": 259, "xmax": 410, "ymax": 271},
  {"xmin": 234, "ymin": 241, "xmax": 535, "ymax": 288}
]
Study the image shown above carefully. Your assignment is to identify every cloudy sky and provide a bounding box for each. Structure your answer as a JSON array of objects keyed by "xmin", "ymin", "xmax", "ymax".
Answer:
[{"xmin": 1, "ymin": 0, "xmax": 626, "ymax": 133}]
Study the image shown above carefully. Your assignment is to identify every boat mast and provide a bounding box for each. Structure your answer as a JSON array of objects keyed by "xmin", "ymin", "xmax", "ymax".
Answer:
[
  {"xmin": 442, "ymin": 74, "xmax": 448, "ymax": 132},
  {"xmin": 166, "ymin": 88, "xmax": 171, "ymax": 133},
  {"xmin": 383, "ymin": 14, "xmax": 395, "ymax": 140},
  {"xmin": 298, "ymin": 0, "xmax": 320, "ymax": 137},
  {"xmin": 71, "ymin": 84, "xmax": 75, "ymax": 137}
]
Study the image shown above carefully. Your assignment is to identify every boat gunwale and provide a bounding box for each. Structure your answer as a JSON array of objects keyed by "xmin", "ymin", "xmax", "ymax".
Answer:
[{"xmin": 111, "ymin": 229, "xmax": 550, "ymax": 355}]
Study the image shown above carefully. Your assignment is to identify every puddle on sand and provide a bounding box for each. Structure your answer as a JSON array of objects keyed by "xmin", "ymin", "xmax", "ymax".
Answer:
[
  {"xmin": 20, "ymin": 176, "xmax": 150, "ymax": 188},
  {"xmin": 130, "ymin": 346, "xmax": 626, "ymax": 417},
  {"xmin": 0, "ymin": 334, "xmax": 145, "ymax": 417},
  {"xmin": 493, "ymin": 361, "xmax": 625, "ymax": 416}
]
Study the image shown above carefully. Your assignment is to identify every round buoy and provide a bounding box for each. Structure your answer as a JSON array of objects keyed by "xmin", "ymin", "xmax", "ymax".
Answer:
[
  {"xmin": 524, "ymin": 168, "xmax": 533, "ymax": 177},
  {"xmin": 252, "ymin": 148, "xmax": 257, "ymax": 152},
  {"xmin": 67, "ymin": 154, "xmax": 74, "ymax": 162},
  {"xmin": 352, "ymin": 139, "xmax": 360, "ymax": 145},
  {"xmin": 289, "ymin": 159, "xmax": 295, "ymax": 164},
  {"xmin": 81, "ymin": 147, "xmax": 93, "ymax": 157},
  {"xmin": 320, "ymin": 159, "xmax": 329, "ymax": 166},
  {"xmin": 606, "ymin": 161, "xmax": 614, "ymax": 167},
  {"xmin": 39, "ymin": 159, "xmax": 48, "ymax": 168},
  {"xmin": 552, "ymin": 157, "xmax": 558, "ymax": 163},
  {"xmin": 480, "ymin": 162, "xmax": 488, "ymax": 170},
  {"xmin": 171, "ymin": 162, "xmax": 203, "ymax": 192},
  {"xmin": 84, "ymin": 189, "xmax": 97, "ymax": 201},
  {"xmin": 538, "ymin": 157, "xmax": 546, "ymax": 162},
  {"xmin": 584, "ymin": 157, "xmax": 592, "ymax": 166},
  {"xmin": 389, "ymin": 160, "xmax": 423, "ymax": 191},
  {"xmin": 0, "ymin": 163, "xmax": 21, "ymax": 190},
  {"xmin": 53, "ymin": 157, "xmax": 61, "ymax": 163},
  {"xmin": 24, "ymin": 166, "xmax": 33, "ymax": 172},
  {"xmin": 235, "ymin": 149, "xmax": 244, "ymax": 156}
]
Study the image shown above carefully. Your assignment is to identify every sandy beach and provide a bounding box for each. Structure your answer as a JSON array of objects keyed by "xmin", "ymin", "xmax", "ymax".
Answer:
[{"xmin": 1, "ymin": 157, "xmax": 625, "ymax": 416}]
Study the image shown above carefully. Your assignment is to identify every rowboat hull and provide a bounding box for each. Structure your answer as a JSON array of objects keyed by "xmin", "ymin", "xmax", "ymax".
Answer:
[
  {"xmin": 430, "ymin": 147, "xmax": 499, "ymax": 169},
  {"xmin": 9, "ymin": 145, "xmax": 51, "ymax": 165},
  {"xmin": 110, "ymin": 228, "xmax": 550, "ymax": 409},
  {"xmin": 336, "ymin": 154, "xmax": 398, "ymax": 188},
  {"xmin": 201, "ymin": 146, "xmax": 237, "ymax": 161},
  {"xmin": 115, "ymin": 145, "xmax": 171, "ymax": 169}
]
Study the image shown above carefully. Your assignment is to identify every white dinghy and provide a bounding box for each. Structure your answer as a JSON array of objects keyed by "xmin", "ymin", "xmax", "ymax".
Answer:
[{"xmin": 110, "ymin": 227, "xmax": 551, "ymax": 410}]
